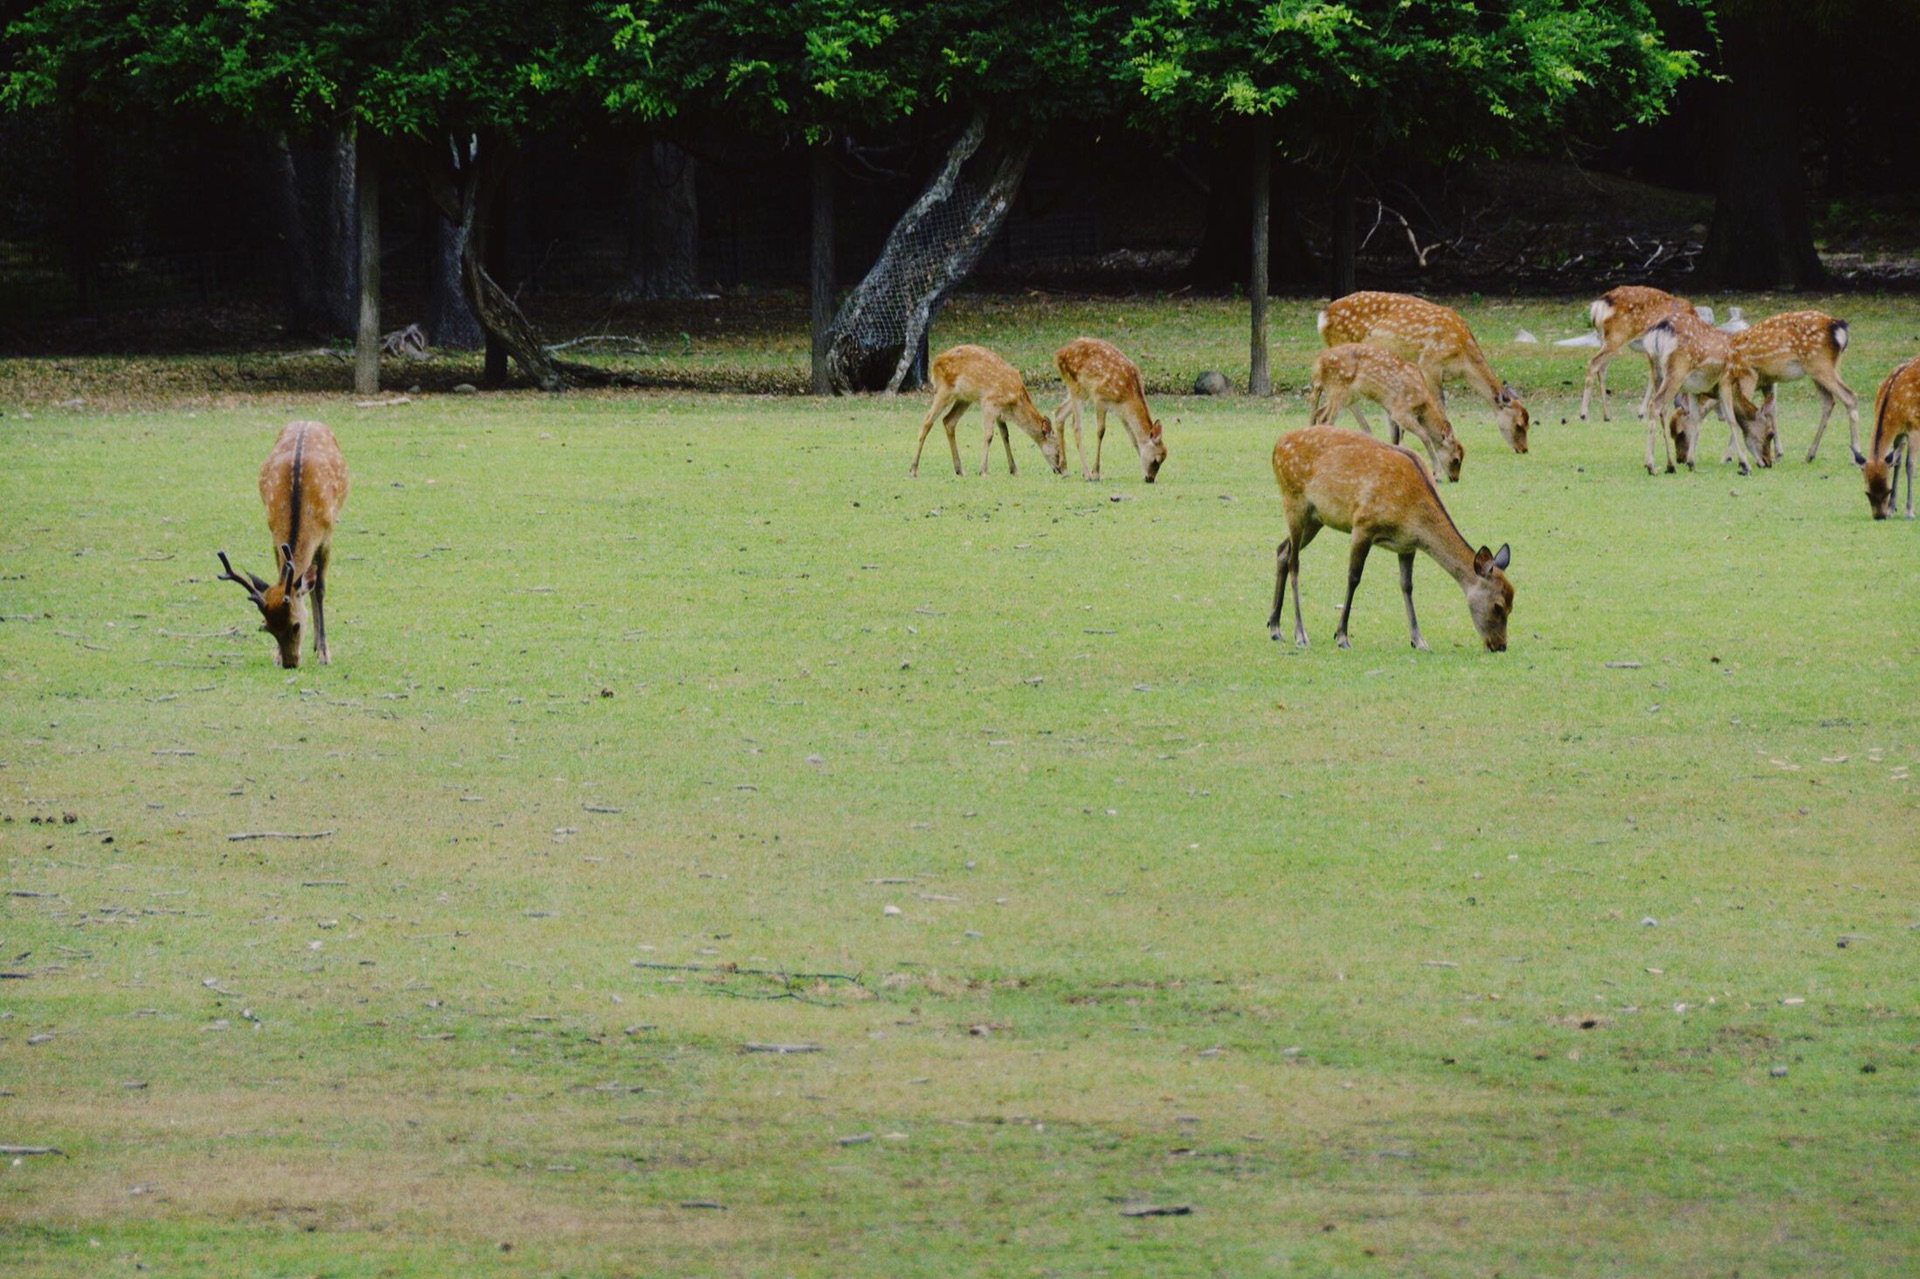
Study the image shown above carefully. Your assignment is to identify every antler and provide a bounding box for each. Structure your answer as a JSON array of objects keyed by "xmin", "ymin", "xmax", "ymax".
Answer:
[{"xmin": 216, "ymin": 551, "xmax": 268, "ymax": 601}]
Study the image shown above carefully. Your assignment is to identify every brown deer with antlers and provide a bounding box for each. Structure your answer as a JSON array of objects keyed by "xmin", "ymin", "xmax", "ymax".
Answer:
[
  {"xmin": 1307, "ymin": 342, "xmax": 1465, "ymax": 482},
  {"xmin": 1640, "ymin": 312, "xmax": 1769, "ymax": 475},
  {"xmin": 1318, "ymin": 291, "xmax": 1530, "ymax": 453},
  {"xmin": 911, "ymin": 344, "xmax": 1065, "ymax": 478},
  {"xmin": 1268, "ymin": 425, "xmax": 1514, "ymax": 652},
  {"xmin": 1864, "ymin": 357, "xmax": 1919, "ymax": 520},
  {"xmin": 1052, "ymin": 337, "xmax": 1167, "ymax": 482},
  {"xmin": 216, "ymin": 420, "xmax": 350, "ymax": 668},
  {"xmin": 1724, "ymin": 310, "xmax": 1860, "ymax": 465},
  {"xmin": 1579, "ymin": 285, "xmax": 1695, "ymax": 423}
]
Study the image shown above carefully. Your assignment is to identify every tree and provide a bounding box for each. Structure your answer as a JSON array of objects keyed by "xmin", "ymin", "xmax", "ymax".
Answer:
[
  {"xmin": 4, "ymin": 1, "xmax": 638, "ymax": 390},
  {"xmin": 1127, "ymin": 0, "xmax": 1701, "ymax": 387},
  {"xmin": 1695, "ymin": 0, "xmax": 1919, "ymax": 289}
]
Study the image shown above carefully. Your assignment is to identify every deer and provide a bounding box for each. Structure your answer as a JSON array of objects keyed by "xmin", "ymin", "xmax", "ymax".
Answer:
[
  {"xmin": 910, "ymin": 344, "xmax": 1066, "ymax": 478},
  {"xmin": 1268, "ymin": 425, "xmax": 1514, "ymax": 652},
  {"xmin": 1579, "ymin": 285, "xmax": 1695, "ymax": 423},
  {"xmin": 1640, "ymin": 311, "xmax": 1769, "ymax": 476},
  {"xmin": 1051, "ymin": 337, "xmax": 1167, "ymax": 482},
  {"xmin": 1307, "ymin": 342, "xmax": 1465, "ymax": 483},
  {"xmin": 1722, "ymin": 310, "xmax": 1861, "ymax": 465},
  {"xmin": 1317, "ymin": 291, "xmax": 1530, "ymax": 453},
  {"xmin": 215, "ymin": 419, "xmax": 350, "ymax": 668},
  {"xmin": 1863, "ymin": 356, "xmax": 1920, "ymax": 520}
]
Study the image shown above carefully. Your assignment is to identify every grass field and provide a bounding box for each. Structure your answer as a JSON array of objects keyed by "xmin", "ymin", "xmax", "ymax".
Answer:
[{"xmin": 2, "ymin": 293, "xmax": 1917, "ymax": 1276}]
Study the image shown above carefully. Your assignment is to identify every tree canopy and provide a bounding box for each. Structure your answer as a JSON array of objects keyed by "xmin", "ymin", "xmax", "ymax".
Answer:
[{"xmin": 1124, "ymin": 0, "xmax": 1702, "ymax": 159}]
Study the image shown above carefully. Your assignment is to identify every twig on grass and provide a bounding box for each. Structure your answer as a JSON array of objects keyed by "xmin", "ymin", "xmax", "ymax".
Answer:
[
  {"xmin": 226, "ymin": 830, "xmax": 334, "ymax": 842},
  {"xmin": 0, "ymin": 1145, "xmax": 64, "ymax": 1156},
  {"xmin": 630, "ymin": 960, "xmax": 862, "ymax": 984},
  {"xmin": 742, "ymin": 1042, "xmax": 821, "ymax": 1054}
]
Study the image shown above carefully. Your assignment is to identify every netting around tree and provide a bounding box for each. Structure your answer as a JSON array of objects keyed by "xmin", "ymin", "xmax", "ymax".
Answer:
[{"xmin": 827, "ymin": 114, "xmax": 1032, "ymax": 394}]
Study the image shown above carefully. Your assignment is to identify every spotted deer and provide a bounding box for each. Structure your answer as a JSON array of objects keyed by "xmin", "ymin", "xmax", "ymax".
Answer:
[
  {"xmin": 1317, "ymin": 291, "xmax": 1529, "ymax": 453},
  {"xmin": 1579, "ymin": 285, "xmax": 1695, "ymax": 422},
  {"xmin": 1051, "ymin": 337, "xmax": 1167, "ymax": 482},
  {"xmin": 1640, "ymin": 312, "xmax": 1768, "ymax": 475},
  {"xmin": 1307, "ymin": 343, "xmax": 1465, "ymax": 482},
  {"xmin": 215, "ymin": 419, "xmax": 350, "ymax": 668},
  {"xmin": 911, "ymin": 344, "xmax": 1065, "ymax": 478},
  {"xmin": 1725, "ymin": 310, "xmax": 1860, "ymax": 465},
  {"xmin": 1863, "ymin": 357, "xmax": 1920, "ymax": 520},
  {"xmin": 1268, "ymin": 425, "xmax": 1514, "ymax": 652}
]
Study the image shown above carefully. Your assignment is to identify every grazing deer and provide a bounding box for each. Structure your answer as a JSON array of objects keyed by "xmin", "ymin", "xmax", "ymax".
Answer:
[
  {"xmin": 1052, "ymin": 337, "xmax": 1167, "ymax": 482},
  {"xmin": 1724, "ymin": 310, "xmax": 1860, "ymax": 464},
  {"xmin": 215, "ymin": 420, "xmax": 349, "ymax": 668},
  {"xmin": 1579, "ymin": 285, "xmax": 1695, "ymax": 422},
  {"xmin": 1317, "ymin": 291, "xmax": 1530, "ymax": 453},
  {"xmin": 1863, "ymin": 357, "xmax": 1920, "ymax": 520},
  {"xmin": 1307, "ymin": 343, "xmax": 1465, "ymax": 483},
  {"xmin": 1268, "ymin": 425, "xmax": 1514, "ymax": 652},
  {"xmin": 1640, "ymin": 312, "xmax": 1768, "ymax": 475},
  {"xmin": 911, "ymin": 344, "xmax": 1065, "ymax": 478}
]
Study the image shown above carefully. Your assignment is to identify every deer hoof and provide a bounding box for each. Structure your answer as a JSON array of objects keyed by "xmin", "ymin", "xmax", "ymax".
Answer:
[{"xmin": 1336, "ymin": 634, "xmax": 1352, "ymax": 650}]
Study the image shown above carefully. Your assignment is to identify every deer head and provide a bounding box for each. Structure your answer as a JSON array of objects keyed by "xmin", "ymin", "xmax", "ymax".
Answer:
[
  {"xmin": 1142, "ymin": 419, "xmax": 1167, "ymax": 482},
  {"xmin": 1465, "ymin": 543, "xmax": 1514, "ymax": 651},
  {"xmin": 218, "ymin": 546, "xmax": 306, "ymax": 668},
  {"xmin": 1495, "ymin": 385, "xmax": 1529, "ymax": 453},
  {"xmin": 1865, "ymin": 446, "xmax": 1899, "ymax": 519}
]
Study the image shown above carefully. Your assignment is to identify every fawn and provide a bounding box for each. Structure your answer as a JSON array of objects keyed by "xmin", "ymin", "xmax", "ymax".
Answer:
[
  {"xmin": 1640, "ymin": 313, "xmax": 1768, "ymax": 475},
  {"xmin": 1580, "ymin": 285, "xmax": 1695, "ymax": 423},
  {"xmin": 911, "ymin": 345, "xmax": 1065, "ymax": 477},
  {"xmin": 1308, "ymin": 342, "xmax": 1465, "ymax": 483},
  {"xmin": 1727, "ymin": 310, "xmax": 1860, "ymax": 465},
  {"xmin": 1052, "ymin": 337, "xmax": 1167, "ymax": 482},
  {"xmin": 1864, "ymin": 357, "xmax": 1920, "ymax": 519}
]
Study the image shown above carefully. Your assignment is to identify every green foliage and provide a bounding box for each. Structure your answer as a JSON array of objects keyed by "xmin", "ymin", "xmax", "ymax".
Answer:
[{"xmin": 1125, "ymin": 0, "xmax": 1704, "ymax": 159}]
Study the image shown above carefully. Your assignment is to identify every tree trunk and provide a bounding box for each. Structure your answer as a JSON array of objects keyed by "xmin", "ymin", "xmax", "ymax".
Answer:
[
  {"xmin": 1187, "ymin": 127, "xmax": 1318, "ymax": 291},
  {"xmin": 425, "ymin": 207, "xmax": 483, "ymax": 349},
  {"xmin": 1248, "ymin": 123, "xmax": 1272, "ymax": 398},
  {"xmin": 417, "ymin": 134, "xmax": 641, "ymax": 392},
  {"xmin": 826, "ymin": 113, "xmax": 1032, "ymax": 394},
  {"xmin": 353, "ymin": 134, "xmax": 381, "ymax": 396},
  {"xmin": 1698, "ymin": 16, "xmax": 1826, "ymax": 289},
  {"xmin": 810, "ymin": 142, "xmax": 836, "ymax": 396},
  {"xmin": 622, "ymin": 141, "xmax": 700, "ymax": 299},
  {"xmin": 271, "ymin": 133, "xmax": 318, "ymax": 332},
  {"xmin": 1329, "ymin": 163, "xmax": 1357, "ymax": 300},
  {"xmin": 63, "ymin": 96, "xmax": 94, "ymax": 316}
]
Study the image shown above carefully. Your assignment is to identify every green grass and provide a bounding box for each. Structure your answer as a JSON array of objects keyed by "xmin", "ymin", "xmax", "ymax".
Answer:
[{"xmin": 2, "ymin": 294, "xmax": 1918, "ymax": 1276}]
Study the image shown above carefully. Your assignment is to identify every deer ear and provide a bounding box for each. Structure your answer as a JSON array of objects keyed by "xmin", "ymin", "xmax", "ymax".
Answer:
[
  {"xmin": 1474, "ymin": 545, "xmax": 1493, "ymax": 575},
  {"xmin": 1491, "ymin": 543, "xmax": 1511, "ymax": 571},
  {"xmin": 1499, "ymin": 383, "xmax": 1517, "ymax": 403},
  {"xmin": 1887, "ymin": 448, "xmax": 1902, "ymax": 467}
]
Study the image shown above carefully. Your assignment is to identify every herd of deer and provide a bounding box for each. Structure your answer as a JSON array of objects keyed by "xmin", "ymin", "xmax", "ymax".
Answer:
[{"xmin": 215, "ymin": 290, "xmax": 1917, "ymax": 668}]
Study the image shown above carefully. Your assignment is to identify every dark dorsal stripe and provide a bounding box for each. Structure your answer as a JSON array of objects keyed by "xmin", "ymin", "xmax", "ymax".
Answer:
[{"xmin": 286, "ymin": 423, "xmax": 307, "ymax": 578}]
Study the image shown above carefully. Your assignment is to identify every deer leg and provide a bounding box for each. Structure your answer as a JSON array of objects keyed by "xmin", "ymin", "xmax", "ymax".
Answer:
[
  {"xmin": 1090, "ymin": 402, "xmax": 1109, "ymax": 481},
  {"xmin": 1346, "ymin": 401, "xmax": 1375, "ymax": 437},
  {"xmin": 1057, "ymin": 392, "xmax": 1090, "ymax": 480},
  {"xmin": 1274, "ymin": 520, "xmax": 1321, "ymax": 645},
  {"xmin": 1581, "ymin": 348, "xmax": 1612, "ymax": 422},
  {"xmin": 1267, "ymin": 539, "xmax": 1294, "ymax": 641},
  {"xmin": 978, "ymin": 405, "xmax": 1000, "ymax": 476},
  {"xmin": 1333, "ymin": 533, "xmax": 1371, "ymax": 649},
  {"xmin": 999, "ymin": 417, "xmax": 1019, "ymax": 475},
  {"xmin": 1398, "ymin": 552, "xmax": 1427, "ymax": 650},
  {"xmin": 311, "ymin": 544, "xmax": 331, "ymax": 664},
  {"xmin": 912, "ymin": 390, "xmax": 955, "ymax": 477},
  {"xmin": 1646, "ymin": 391, "xmax": 1674, "ymax": 475},
  {"xmin": 1903, "ymin": 438, "xmax": 1915, "ymax": 519}
]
